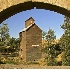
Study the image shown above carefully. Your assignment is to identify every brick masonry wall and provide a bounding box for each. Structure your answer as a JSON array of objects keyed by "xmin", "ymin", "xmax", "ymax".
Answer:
[
  {"xmin": 19, "ymin": 31, "xmax": 26, "ymax": 61},
  {"xmin": 26, "ymin": 24, "xmax": 42, "ymax": 61}
]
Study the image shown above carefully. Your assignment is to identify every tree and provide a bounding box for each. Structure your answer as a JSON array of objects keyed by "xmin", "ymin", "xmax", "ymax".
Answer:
[
  {"xmin": 42, "ymin": 31, "xmax": 47, "ymax": 40},
  {"xmin": 42, "ymin": 43, "xmax": 62, "ymax": 66},
  {"xmin": 8, "ymin": 37, "xmax": 19, "ymax": 52},
  {"xmin": 42, "ymin": 29, "xmax": 61, "ymax": 66},
  {"xmin": 0, "ymin": 22, "xmax": 10, "ymax": 47},
  {"xmin": 45, "ymin": 28, "xmax": 56, "ymax": 47},
  {"xmin": 60, "ymin": 16, "xmax": 70, "ymax": 66},
  {"xmin": 42, "ymin": 31, "xmax": 47, "ymax": 47}
]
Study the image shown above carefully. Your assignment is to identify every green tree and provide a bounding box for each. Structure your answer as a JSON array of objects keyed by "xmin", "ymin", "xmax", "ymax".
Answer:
[
  {"xmin": 45, "ymin": 29, "xmax": 56, "ymax": 47},
  {"xmin": 42, "ymin": 31, "xmax": 47, "ymax": 40},
  {"xmin": 42, "ymin": 31, "xmax": 47, "ymax": 47},
  {"xmin": 60, "ymin": 16, "xmax": 70, "ymax": 66},
  {"xmin": 42, "ymin": 29, "xmax": 61, "ymax": 66},
  {"xmin": 0, "ymin": 22, "xmax": 10, "ymax": 47},
  {"xmin": 8, "ymin": 37, "xmax": 19, "ymax": 52},
  {"xmin": 43, "ymin": 43, "xmax": 62, "ymax": 66}
]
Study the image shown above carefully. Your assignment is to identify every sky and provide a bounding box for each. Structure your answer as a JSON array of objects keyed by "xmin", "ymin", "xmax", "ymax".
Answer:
[{"xmin": 3, "ymin": 8, "xmax": 64, "ymax": 39}]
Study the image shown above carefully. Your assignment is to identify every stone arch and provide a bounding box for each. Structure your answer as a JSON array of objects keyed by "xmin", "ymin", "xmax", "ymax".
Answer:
[{"xmin": 0, "ymin": 0, "xmax": 70, "ymax": 23}]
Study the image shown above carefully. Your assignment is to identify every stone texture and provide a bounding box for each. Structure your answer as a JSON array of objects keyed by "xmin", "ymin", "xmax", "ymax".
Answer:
[
  {"xmin": 19, "ymin": 31, "xmax": 26, "ymax": 61},
  {"xmin": 32, "ymin": 0, "xmax": 70, "ymax": 10},
  {"xmin": 0, "ymin": 0, "xmax": 70, "ymax": 12},
  {"xmin": 0, "ymin": 0, "xmax": 70, "ymax": 23},
  {"xmin": 0, "ymin": 0, "xmax": 31, "ymax": 11}
]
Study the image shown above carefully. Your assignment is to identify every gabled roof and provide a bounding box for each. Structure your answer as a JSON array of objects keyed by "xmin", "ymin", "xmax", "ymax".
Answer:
[
  {"xmin": 20, "ymin": 23, "xmax": 35, "ymax": 32},
  {"xmin": 19, "ymin": 23, "xmax": 42, "ymax": 33},
  {"xmin": 25, "ymin": 17, "xmax": 35, "ymax": 22}
]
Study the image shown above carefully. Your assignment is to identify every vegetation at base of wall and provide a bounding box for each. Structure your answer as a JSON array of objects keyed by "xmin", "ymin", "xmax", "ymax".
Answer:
[
  {"xmin": 0, "ymin": 56, "xmax": 20, "ymax": 64},
  {"xmin": 46, "ymin": 58, "xmax": 57, "ymax": 66},
  {"xmin": 0, "ymin": 60, "xmax": 6, "ymax": 64},
  {"xmin": 26, "ymin": 61, "xmax": 39, "ymax": 65},
  {"xmin": 4, "ymin": 60, "xmax": 18, "ymax": 64}
]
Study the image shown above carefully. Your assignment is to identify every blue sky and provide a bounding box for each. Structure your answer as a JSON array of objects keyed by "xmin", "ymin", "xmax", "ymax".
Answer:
[{"xmin": 4, "ymin": 8, "xmax": 64, "ymax": 39}]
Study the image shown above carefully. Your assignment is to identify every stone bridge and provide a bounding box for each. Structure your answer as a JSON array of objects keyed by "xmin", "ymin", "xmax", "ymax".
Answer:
[{"xmin": 0, "ymin": 0, "xmax": 70, "ymax": 23}]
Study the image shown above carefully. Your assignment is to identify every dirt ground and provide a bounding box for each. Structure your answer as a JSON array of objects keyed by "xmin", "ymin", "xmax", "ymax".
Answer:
[{"xmin": 0, "ymin": 64, "xmax": 70, "ymax": 69}]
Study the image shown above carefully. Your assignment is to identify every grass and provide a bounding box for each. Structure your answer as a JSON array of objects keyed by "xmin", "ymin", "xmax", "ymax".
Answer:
[{"xmin": 4, "ymin": 60, "xmax": 18, "ymax": 64}]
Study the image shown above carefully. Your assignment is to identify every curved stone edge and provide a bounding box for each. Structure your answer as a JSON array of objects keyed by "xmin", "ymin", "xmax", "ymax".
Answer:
[{"xmin": 0, "ymin": 0, "xmax": 70, "ymax": 12}]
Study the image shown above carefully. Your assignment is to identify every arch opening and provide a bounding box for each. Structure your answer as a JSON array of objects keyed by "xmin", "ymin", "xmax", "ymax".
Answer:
[{"xmin": 0, "ymin": 3, "xmax": 69, "ymax": 65}]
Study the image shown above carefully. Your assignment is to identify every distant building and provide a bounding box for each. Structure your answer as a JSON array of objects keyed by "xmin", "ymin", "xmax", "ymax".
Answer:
[{"xmin": 19, "ymin": 17, "xmax": 42, "ymax": 62}]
